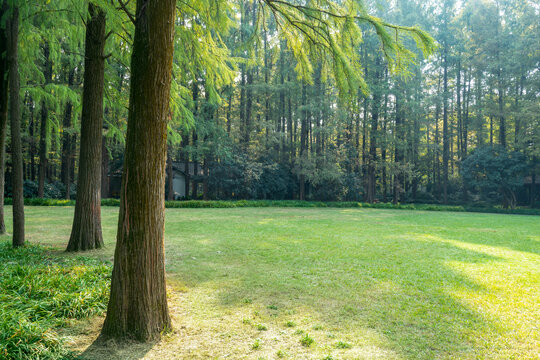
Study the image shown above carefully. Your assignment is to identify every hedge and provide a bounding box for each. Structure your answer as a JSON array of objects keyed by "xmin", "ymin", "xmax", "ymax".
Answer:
[{"xmin": 4, "ymin": 198, "xmax": 539, "ymax": 215}]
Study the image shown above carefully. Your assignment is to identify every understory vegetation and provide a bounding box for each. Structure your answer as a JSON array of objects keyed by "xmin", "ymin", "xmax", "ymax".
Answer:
[{"xmin": 0, "ymin": 242, "xmax": 110, "ymax": 360}]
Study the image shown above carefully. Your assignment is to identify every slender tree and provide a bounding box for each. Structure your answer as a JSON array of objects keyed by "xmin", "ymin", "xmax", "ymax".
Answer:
[
  {"xmin": 0, "ymin": 1, "xmax": 9, "ymax": 235},
  {"xmin": 66, "ymin": 3, "xmax": 106, "ymax": 252},
  {"xmin": 8, "ymin": 3, "xmax": 24, "ymax": 247}
]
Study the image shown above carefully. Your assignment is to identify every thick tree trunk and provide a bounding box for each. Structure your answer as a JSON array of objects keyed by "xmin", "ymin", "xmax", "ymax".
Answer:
[
  {"xmin": 0, "ymin": 1, "xmax": 9, "ymax": 235},
  {"xmin": 8, "ymin": 5, "xmax": 24, "ymax": 247},
  {"xmin": 101, "ymin": 0, "xmax": 175, "ymax": 341},
  {"xmin": 66, "ymin": 3, "xmax": 106, "ymax": 252}
]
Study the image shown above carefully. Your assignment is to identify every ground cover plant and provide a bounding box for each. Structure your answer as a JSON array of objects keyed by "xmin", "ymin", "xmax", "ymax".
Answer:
[
  {"xmin": 1, "ymin": 206, "xmax": 539, "ymax": 359},
  {"xmin": 0, "ymin": 241, "xmax": 110, "ymax": 360}
]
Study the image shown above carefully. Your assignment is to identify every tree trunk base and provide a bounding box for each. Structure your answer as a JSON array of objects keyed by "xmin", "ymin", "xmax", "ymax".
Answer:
[{"xmin": 67, "ymin": 212, "xmax": 103, "ymax": 251}]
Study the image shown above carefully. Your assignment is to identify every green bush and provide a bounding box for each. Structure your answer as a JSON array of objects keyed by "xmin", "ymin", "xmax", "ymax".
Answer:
[{"xmin": 0, "ymin": 242, "xmax": 111, "ymax": 360}]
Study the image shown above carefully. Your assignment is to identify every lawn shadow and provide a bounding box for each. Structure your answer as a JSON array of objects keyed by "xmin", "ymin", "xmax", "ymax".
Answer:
[
  {"xmin": 166, "ymin": 229, "xmax": 509, "ymax": 359},
  {"xmin": 76, "ymin": 336, "xmax": 157, "ymax": 360}
]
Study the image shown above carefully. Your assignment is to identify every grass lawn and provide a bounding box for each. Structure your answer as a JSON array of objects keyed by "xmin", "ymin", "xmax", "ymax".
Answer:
[{"xmin": 2, "ymin": 206, "xmax": 539, "ymax": 359}]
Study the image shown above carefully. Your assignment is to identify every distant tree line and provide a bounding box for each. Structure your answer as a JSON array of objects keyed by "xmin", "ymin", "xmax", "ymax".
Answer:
[{"xmin": 1, "ymin": 0, "xmax": 537, "ymax": 211}]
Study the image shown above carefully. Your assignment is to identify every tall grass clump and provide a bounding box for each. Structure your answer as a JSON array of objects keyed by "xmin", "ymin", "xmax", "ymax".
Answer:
[{"xmin": 0, "ymin": 242, "xmax": 111, "ymax": 359}]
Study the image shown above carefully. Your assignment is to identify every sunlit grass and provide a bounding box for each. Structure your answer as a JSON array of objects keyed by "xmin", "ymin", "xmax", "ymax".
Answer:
[{"xmin": 1, "ymin": 206, "xmax": 538, "ymax": 359}]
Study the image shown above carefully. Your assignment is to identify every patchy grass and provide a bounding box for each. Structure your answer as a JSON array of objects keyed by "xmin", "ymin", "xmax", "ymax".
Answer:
[{"xmin": 1, "ymin": 206, "xmax": 539, "ymax": 359}]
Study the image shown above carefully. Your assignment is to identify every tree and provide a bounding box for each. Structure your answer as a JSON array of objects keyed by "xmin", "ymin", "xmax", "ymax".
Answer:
[
  {"xmin": 99, "ymin": 0, "xmax": 435, "ymax": 342},
  {"xmin": 101, "ymin": 0, "xmax": 176, "ymax": 340},
  {"xmin": 66, "ymin": 3, "xmax": 106, "ymax": 252},
  {"xmin": 8, "ymin": 3, "xmax": 24, "ymax": 247},
  {"xmin": 0, "ymin": 1, "xmax": 9, "ymax": 235}
]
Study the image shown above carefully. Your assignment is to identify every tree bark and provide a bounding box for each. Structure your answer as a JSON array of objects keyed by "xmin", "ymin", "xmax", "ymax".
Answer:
[
  {"xmin": 167, "ymin": 147, "xmax": 173, "ymax": 201},
  {"xmin": 38, "ymin": 42, "xmax": 52, "ymax": 198},
  {"xmin": 8, "ymin": 5, "xmax": 24, "ymax": 247},
  {"xmin": 62, "ymin": 69, "xmax": 75, "ymax": 199},
  {"xmin": 66, "ymin": 3, "xmax": 106, "ymax": 252},
  {"xmin": 101, "ymin": 0, "xmax": 175, "ymax": 341},
  {"xmin": 101, "ymin": 135, "xmax": 109, "ymax": 198},
  {"xmin": 0, "ymin": 1, "xmax": 9, "ymax": 235}
]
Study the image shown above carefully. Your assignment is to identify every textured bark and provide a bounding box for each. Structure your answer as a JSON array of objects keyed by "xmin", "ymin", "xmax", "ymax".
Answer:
[
  {"xmin": 66, "ymin": 3, "xmax": 105, "ymax": 252},
  {"xmin": 0, "ymin": 1, "xmax": 9, "ymax": 235},
  {"xmin": 8, "ymin": 5, "xmax": 24, "ymax": 247},
  {"xmin": 101, "ymin": 0, "xmax": 175, "ymax": 341}
]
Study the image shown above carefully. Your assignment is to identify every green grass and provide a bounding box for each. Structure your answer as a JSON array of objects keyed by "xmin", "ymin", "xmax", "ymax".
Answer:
[
  {"xmin": 0, "ymin": 241, "xmax": 110, "ymax": 360},
  {"xmin": 1, "ymin": 206, "xmax": 539, "ymax": 359}
]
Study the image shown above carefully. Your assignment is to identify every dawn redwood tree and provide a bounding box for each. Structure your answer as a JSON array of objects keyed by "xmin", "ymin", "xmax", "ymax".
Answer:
[
  {"xmin": 0, "ymin": 1, "xmax": 8, "ymax": 235},
  {"xmin": 8, "ymin": 4, "xmax": 24, "ymax": 247},
  {"xmin": 66, "ymin": 3, "xmax": 106, "ymax": 252},
  {"xmin": 99, "ymin": 0, "xmax": 434, "ymax": 341},
  {"xmin": 101, "ymin": 0, "xmax": 176, "ymax": 340}
]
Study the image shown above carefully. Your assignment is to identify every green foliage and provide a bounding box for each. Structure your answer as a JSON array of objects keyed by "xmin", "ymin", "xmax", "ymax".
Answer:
[
  {"xmin": 334, "ymin": 341, "xmax": 352, "ymax": 349},
  {"xmin": 251, "ymin": 338, "xmax": 261, "ymax": 350},
  {"xmin": 300, "ymin": 333, "xmax": 314, "ymax": 347},
  {"xmin": 0, "ymin": 242, "xmax": 111, "ymax": 360},
  {"xmin": 461, "ymin": 146, "xmax": 528, "ymax": 208}
]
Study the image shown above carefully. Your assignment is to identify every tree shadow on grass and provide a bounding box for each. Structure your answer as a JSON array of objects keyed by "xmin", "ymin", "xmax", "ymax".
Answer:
[
  {"xmin": 166, "ymin": 231, "xmax": 511, "ymax": 359},
  {"xmin": 76, "ymin": 335, "xmax": 158, "ymax": 360}
]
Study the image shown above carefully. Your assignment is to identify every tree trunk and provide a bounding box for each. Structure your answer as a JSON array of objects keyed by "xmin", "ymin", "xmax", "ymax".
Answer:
[
  {"xmin": 66, "ymin": 3, "xmax": 106, "ymax": 252},
  {"xmin": 8, "ymin": 5, "xmax": 24, "ymax": 247},
  {"xmin": 101, "ymin": 0, "xmax": 175, "ymax": 341},
  {"xmin": 29, "ymin": 97, "xmax": 36, "ymax": 181},
  {"xmin": 101, "ymin": 135, "xmax": 109, "ymax": 198},
  {"xmin": 0, "ymin": 1, "xmax": 9, "ymax": 235},
  {"xmin": 167, "ymin": 147, "xmax": 173, "ymax": 201},
  {"xmin": 393, "ymin": 86, "xmax": 402, "ymax": 204},
  {"xmin": 62, "ymin": 69, "xmax": 75, "ymax": 199},
  {"xmin": 367, "ymin": 61, "xmax": 381, "ymax": 203},
  {"xmin": 442, "ymin": 43, "xmax": 449, "ymax": 204},
  {"xmin": 38, "ymin": 42, "xmax": 52, "ymax": 198}
]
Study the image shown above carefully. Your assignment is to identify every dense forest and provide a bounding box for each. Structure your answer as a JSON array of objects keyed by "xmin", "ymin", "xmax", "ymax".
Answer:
[{"xmin": 2, "ymin": 0, "xmax": 539, "ymax": 211}]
